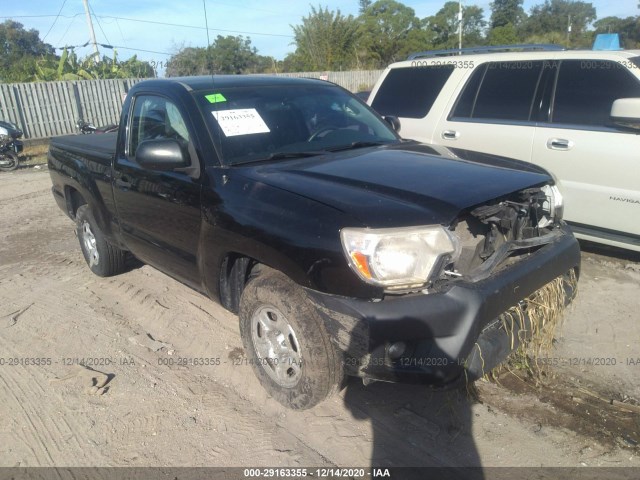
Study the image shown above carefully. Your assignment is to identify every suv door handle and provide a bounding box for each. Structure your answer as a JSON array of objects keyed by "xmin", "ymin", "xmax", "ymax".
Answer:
[
  {"xmin": 546, "ymin": 138, "xmax": 573, "ymax": 151},
  {"xmin": 442, "ymin": 130, "xmax": 460, "ymax": 140}
]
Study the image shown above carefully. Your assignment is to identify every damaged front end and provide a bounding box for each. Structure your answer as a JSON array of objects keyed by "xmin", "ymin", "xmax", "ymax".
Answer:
[
  {"xmin": 318, "ymin": 183, "xmax": 580, "ymax": 387},
  {"xmin": 438, "ymin": 184, "xmax": 566, "ymax": 285}
]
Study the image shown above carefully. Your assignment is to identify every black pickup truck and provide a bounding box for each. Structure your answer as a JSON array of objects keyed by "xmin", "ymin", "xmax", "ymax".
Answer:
[{"xmin": 49, "ymin": 76, "xmax": 580, "ymax": 409}]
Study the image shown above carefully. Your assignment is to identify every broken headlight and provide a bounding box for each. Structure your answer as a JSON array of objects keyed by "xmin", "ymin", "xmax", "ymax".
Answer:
[
  {"xmin": 541, "ymin": 184, "xmax": 564, "ymax": 222},
  {"xmin": 341, "ymin": 226, "xmax": 459, "ymax": 289}
]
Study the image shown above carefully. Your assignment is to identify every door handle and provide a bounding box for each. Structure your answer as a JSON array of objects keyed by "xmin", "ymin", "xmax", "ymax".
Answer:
[
  {"xmin": 442, "ymin": 130, "xmax": 460, "ymax": 140},
  {"xmin": 546, "ymin": 138, "xmax": 573, "ymax": 151}
]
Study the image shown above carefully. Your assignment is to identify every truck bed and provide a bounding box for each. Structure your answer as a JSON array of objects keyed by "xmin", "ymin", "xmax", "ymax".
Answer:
[{"xmin": 50, "ymin": 132, "xmax": 117, "ymax": 163}]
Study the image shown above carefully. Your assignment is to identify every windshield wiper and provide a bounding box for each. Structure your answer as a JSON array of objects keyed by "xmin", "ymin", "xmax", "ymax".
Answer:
[
  {"xmin": 265, "ymin": 150, "xmax": 328, "ymax": 160},
  {"xmin": 326, "ymin": 141, "xmax": 388, "ymax": 152},
  {"xmin": 236, "ymin": 150, "xmax": 329, "ymax": 166}
]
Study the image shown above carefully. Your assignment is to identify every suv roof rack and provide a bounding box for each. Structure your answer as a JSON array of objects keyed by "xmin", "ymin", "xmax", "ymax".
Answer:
[{"xmin": 407, "ymin": 44, "xmax": 566, "ymax": 60}]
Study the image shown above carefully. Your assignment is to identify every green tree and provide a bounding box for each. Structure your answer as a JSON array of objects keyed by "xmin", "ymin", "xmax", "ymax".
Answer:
[
  {"xmin": 0, "ymin": 19, "xmax": 154, "ymax": 82},
  {"xmin": 166, "ymin": 47, "xmax": 210, "ymax": 76},
  {"xmin": 461, "ymin": 5, "xmax": 488, "ymax": 46},
  {"xmin": 166, "ymin": 35, "xmax": 268, "ymax": 76},
  {"xmin": 358, "ymin": 0, "xmax": 422, "ymax": 67},
  {"xmin": 523, "ymin": 0, "xmax": 596, "ymax": 47},
  {"xmin": 486, "ymin": 23, "xmax": 520, "ymax": 45},
  {"xmin": 0, "ymin": 20, "xmax": 55, "ymax": 82},
  {"xmin": 36, "ymin": 48, "xmax": 97, "ymax": 81},
  {"xmin": 281, "ymin": 51, "xmax": 308, "ymax": 72},
  {"xmin": 426, "ymin": 2, "xmax": 487, "ymax": 50},
  {"xmin": 36, "ymin": 48, "xmax": 155, "ymax": 81},
  {"xmin": 594, "ymin": 16, "xmax": 640, "ymax": 48},
  {"xmin": 290, "ymin": 6, "xmax": 360, "ymax": 71},
  {"xmin": 116, "ymin": 54, "xmax": 156, "ymax": 78},
  {"xmin": 490, "ymin": 0, "xmax": 525, "ymax": 29},
  {"xmin": 359, "ymin": 0, "xmax": 372, "ymax": 14},
  {"xmin": 208, "ymin": 35, "xmax": 261, "ymax": 74},
  {"xmin": 395, "ymin": 27, "xmax": 437, "ymax": 60}
]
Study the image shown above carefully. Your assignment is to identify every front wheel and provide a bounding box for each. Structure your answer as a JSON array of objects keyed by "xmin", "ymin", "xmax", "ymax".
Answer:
[
  {"xmin": 0, "ymin": 151, "xmax": 19, "ymax": 172},
  {"xmin": 76, "ymin": 205, "xmax": 127, "ymax": 277},
  {"xmin": 239, "ymin": 270, "xmax": 343, "ymax": 410}
]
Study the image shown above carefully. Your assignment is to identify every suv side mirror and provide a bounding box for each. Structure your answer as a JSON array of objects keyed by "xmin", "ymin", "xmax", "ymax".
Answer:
[
  {"xmin": 384, "ymin": 115, "xmax": 401, "ymax": 133},
  {"xmin": 610, "ymin": 98, "xmax": 640, "ymax": 132},
  {"xmin": 136, "ymin": 139, "xmax": 189, "ymax": 171}
]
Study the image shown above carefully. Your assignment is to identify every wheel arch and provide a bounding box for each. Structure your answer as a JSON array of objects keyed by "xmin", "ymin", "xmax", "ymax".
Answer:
[
  {"xmin": 64, "ymin": 185, "xmax": 88, "ymax": 219},
  {"xmin": 218, "ymin": 253, "xmax": 268, "ymax": 314}
]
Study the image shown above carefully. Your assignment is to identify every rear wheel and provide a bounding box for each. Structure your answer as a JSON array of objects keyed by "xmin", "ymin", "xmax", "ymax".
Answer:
[
  {"xmin": 239, "ymin": 269, "xmax": 343, "ymax": 410},
  {"xmin": 0, "ymin": 151, "xmax": 19, "ymax": 172},
  {"xmin": 76, "ymin": 205, "xmax": 127, "ymax": 277}
]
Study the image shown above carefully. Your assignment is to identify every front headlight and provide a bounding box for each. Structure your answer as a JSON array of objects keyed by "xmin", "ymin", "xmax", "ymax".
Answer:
[
  {"xmin": 541, "ymin": 184, "xmax": 564, "ymax": 221},
  {"xmin": 340, "ymin": 226, "xmax": 458, "ymax": 289}
]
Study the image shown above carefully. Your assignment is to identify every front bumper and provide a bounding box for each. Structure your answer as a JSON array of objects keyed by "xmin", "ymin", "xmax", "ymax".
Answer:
[{"xmin": 308, "ymin": 224, "xmax": 580, "ymax": 385}]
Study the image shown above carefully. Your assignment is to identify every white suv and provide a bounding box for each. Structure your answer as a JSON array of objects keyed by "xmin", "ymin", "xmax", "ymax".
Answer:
[{"xmin": 368, "ymin": 45, "xmax": 640, "ymax": 252}]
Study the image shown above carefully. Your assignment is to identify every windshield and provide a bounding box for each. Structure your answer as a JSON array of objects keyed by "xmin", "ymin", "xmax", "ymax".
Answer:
[{"xmin": 194, "ymin": 83, "xmax": 399, "ymax": 165}]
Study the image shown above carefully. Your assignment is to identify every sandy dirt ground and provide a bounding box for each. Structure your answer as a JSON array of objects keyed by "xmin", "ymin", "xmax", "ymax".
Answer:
[{"xmin": 0, "ymin": 168, "xmax": 638, "ymax": 470}]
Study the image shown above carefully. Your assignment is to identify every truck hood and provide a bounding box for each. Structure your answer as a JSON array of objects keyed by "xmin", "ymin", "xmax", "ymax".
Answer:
[{"xmin": 236, "ymin": 143, "xmax": 551, "ymax": 227}]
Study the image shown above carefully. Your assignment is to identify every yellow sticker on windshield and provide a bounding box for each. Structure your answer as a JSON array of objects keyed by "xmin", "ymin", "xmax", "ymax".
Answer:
[{"xmin": 205, "ymin": 93, "xmax": 227, "ymax": 103}]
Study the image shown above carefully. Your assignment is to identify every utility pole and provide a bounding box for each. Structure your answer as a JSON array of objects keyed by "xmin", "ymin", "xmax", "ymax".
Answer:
[
  {"xmin": 458, "ymin": 0, "xmax": 463, "ymax": 51},
  {"xmin": 566, "ymin": 14, "xmax": 572, "ymax": 48},
  {"xmin": 82, "ymin": 0, "xmax": 100, "ymax": 60}
]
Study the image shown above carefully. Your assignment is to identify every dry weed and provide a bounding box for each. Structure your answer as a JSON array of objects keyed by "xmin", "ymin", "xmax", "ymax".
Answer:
[{"xmin": 489, "ymin": 269, "xmax": 578, "ymax": 384}]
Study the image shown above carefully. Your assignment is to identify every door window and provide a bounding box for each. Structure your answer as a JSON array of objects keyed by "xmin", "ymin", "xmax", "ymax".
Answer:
[
  {"xmin": 129, "ymin": 95, "xmax": 191, "ymax": 158},
  {"xmin": 452, "ymin": 61, "xmax": 543, "ymax": 122},
  {"xmin": 552, "ymin": 60, "xmax": 640, "ymax": 127}
]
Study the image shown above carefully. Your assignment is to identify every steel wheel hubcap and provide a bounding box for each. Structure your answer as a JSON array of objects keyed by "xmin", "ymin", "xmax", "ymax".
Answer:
[
  {"xmin": 81, "ymin": 221, "xmax": 99, "ymax": 267},
  {"xmin": 251, "ymin": 305, "xmax": 303, "ymax": 388}
]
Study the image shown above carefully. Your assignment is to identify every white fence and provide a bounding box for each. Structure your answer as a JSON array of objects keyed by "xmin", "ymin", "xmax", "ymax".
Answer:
[
  {"xmin": 0, "ymin": 70, "xmax": 383, "ymax": 139},
  {"xmin": 275, "ymin": 70, "xmax": 383, "ymax": 93},
  {"xmin": 0, "ymin": 79, "xmax": 142, "ymax": 139}
]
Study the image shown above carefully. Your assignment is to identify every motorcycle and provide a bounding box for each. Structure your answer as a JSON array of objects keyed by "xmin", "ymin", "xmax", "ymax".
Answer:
[
  {"xmin": 0, "ymin": 120, "xmax": 24, "ymax": 172},
  {"xmin": 76, "ymin": 119, "xmax": 118, "ymax": 135}
]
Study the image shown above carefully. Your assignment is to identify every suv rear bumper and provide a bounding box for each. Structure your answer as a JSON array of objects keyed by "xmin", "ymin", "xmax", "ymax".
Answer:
[{"xmin": 307, "ymin": 224, "xmax": 580, "ymax": 385}]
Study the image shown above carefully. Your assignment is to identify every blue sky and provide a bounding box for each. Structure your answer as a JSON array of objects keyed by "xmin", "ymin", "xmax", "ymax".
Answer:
[{"xmin": 2, "ymin": 0, "xmax": 638, "ymax": 73}]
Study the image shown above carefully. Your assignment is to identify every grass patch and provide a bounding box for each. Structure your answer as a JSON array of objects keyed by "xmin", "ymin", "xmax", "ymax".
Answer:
[
  {"xmin": 19, "ymin": 141, "xmax": 49, "ymax": 167},
  {"xmin": 488, "ymin": 270, "xmax": 578, "ymax": 385}
]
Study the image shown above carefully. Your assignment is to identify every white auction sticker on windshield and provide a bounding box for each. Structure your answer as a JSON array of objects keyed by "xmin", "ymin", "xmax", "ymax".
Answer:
[{"xmin": 212, "ymin": 108, "xmax": 270, "ymax": 137}]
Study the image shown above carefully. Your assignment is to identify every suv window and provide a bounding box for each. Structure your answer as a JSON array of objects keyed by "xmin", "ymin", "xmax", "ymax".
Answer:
[
  {"xmin": 452, "ymin": 61, "xmax": 543, "ymax": 122},
  {"xmin": 372, "ymin": 65, "xmax": 455, "ymax": 118},
  {"xmin": 552, "ymin": 60, "xmax": 640, "ymax": 127},
  {"xmin": 129, "ymin": 95, "xmax": 191, "ymax": 158}
]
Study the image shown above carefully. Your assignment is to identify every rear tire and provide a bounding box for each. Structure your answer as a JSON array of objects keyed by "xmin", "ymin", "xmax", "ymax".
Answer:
[
  {"xmin": 0, "ymin": 151, "xmax": 19, "ymax": 172},
  {"xmin": 76, "ymin": 205, "xmax": 126, "ymax": 277},
  {"xmin": 239, "ymin": 269, "xmax": 343, "ymax": 410}
]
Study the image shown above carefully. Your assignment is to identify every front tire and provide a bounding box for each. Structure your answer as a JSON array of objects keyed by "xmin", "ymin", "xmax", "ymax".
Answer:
[
  {"xmin": 0, "ymin": 151, "xmax": 19, "ymax": 172},
  {"xmin": 239, "ymin": 270, "xmax": 343, "ymax": 410},
  {"xmin": 76, "ymin": 205, "xmax": 127, "ymax": 277}
]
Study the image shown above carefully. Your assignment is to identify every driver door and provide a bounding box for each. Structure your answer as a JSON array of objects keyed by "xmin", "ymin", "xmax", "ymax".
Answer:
[{"xmin": 112, "ymin": 93, "xmax": 203, "ymax": 287}]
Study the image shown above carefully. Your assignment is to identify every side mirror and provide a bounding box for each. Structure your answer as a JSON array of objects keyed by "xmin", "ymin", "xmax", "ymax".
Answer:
[
  {"xmin": 384, "ymin": 115, "xmax": 401, "ymax": 133},
  {"xmin": 136, "ymin": 139, "xmax": 189, "ymax": 171},
  {"xmin": 611, "ymin": 98, "xmax": 640, "ymax": 132}
]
